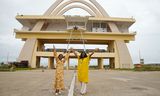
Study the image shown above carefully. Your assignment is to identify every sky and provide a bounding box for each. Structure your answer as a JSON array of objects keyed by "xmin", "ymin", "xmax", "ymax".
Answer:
[{"xmin": 0, "ymin": 0, "xmax": 160, "ymax": 65}]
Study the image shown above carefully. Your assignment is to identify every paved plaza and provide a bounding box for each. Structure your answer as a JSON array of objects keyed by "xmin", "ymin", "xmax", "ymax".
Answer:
[{"xmin": 0, "ymin": 70, "xmax": 160, "ymax": 96}]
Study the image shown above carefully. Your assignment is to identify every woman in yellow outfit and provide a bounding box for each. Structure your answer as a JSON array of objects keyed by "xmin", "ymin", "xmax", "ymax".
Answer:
[{"xmin": 71, "ymin": 48, "xmax": 99, "ymax": 95}]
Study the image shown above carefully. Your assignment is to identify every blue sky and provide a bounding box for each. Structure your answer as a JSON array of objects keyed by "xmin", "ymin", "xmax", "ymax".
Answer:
[{"xmin": 0, "ymin": 0, "xmax": 160, "ymax": 65}]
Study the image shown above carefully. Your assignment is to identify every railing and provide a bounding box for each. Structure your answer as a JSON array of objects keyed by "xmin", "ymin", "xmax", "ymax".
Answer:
[
  {"xmin": 36, "ymin": 51, "xmax": 115, "ymax": 58},
  {"xmin": 43, "ymin": 48, "xmax": 108, "ymax": 53}
]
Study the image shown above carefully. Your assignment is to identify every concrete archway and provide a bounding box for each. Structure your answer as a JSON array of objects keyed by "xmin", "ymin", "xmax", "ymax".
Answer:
[
  {"xmin": 89, "ymin": 0, "xmax": 109, "ymax": 17},
  {"xmin": 16, "ymin": 0, "xmax": 134, "ymax": 69},
  {"xmin": 45, "ymin": 0, "xmax": 109, "ymax": 17},
  {"xmin": 57, "ymin": 5, "xmax": 96, "ymax": 16},
  {"xmin": 51, "ymin": 0, "xmax": 103, "ymax": 17},
  {"xmin": 44, "ymin": 0, "xmax": 64, "ymax": 16}
]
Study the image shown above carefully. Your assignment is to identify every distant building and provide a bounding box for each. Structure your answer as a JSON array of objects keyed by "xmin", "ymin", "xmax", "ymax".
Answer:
[{"xmin": 140, "ymin": 59, "xmax": 144, "ymax": 64}]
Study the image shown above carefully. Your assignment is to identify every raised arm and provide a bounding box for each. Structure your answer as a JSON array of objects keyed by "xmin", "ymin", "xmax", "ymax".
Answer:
[
  {"xmin": 70, "ymin": 48, "xmax": 78, "ymax": 58},
  {"xmin": 63, "ymin": 50, "xmax": 71, "ymax": 63},
  {"xmin": 89, "ymin": 48, "xmax": 99, "ymax": 57}
]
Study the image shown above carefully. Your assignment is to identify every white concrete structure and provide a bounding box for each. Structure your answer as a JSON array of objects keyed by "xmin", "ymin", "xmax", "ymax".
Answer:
[{"xmin": 14, "ymin": 0, "xmax": 136, "ymax": 69}]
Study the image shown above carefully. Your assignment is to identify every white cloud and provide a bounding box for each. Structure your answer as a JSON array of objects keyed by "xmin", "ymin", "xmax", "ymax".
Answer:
[{"xmin": 0, "ymin": 0, "xmax": 160, "ymax": 64}]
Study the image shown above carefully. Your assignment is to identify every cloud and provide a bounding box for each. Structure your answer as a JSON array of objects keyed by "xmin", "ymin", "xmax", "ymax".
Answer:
[{"xmin": 0, "ymin": 0, "xmax": 160, "ymax": 64}]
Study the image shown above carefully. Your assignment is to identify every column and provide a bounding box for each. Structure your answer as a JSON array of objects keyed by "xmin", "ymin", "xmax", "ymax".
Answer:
[
  {"xmin": 98, "ymin": 58, "xmax": 104, "ymax": 69},
  {"xmin": 109, "ymin": 58, "xmax": 115, "ymax": 69},
  {"xmin": 30, "ymin": 40, "xmax": 38, "ymax": 68},
  {"xmin": 48, "ymin": 57, "xmax": 54, "ymax": 69},
  {"xmin": 108, "ymin": 41, "xmax": 114, "ymax": 53},
  {"xmin": 66, "ymin": 58, "xmax": 70, "ymax": 70},
  {"xmin": 53, "ymin": 58, "xmax": 55, "ymax": 69},
  {"xmin": 36, "ymin": 57, "xmax": 41, "ymax": 68}
]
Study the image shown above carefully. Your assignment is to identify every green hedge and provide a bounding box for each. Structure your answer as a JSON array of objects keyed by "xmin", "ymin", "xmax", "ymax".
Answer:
[
  {"xmin": 0, "ymin": 64, "xmax": 11, "ymax": 71},
  {"xmin": 0, "ymin": 64, "xmax": 33, "ymax": 72},
  {"xmin": 15, "ymin": 68, "xmax": 33, "ymax": 70},
  {"xmin": 134, "ymin": 65, "xmax": 160, "ymax": 71}
]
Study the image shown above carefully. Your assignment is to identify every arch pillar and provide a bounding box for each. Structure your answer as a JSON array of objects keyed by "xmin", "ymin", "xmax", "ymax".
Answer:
[{"xmin": 108, "ymin": 22, "xmax": 133, "ymax": 69}]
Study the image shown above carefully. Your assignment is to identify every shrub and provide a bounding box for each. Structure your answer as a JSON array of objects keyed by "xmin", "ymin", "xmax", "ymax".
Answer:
[{"xmin": 134, "ymin": 65, "xmax": 160, "ymax": 71}]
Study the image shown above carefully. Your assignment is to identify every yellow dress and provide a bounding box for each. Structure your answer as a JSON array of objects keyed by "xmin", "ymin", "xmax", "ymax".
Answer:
[{"xmin": 77, "ymin": 56, "xmax": 91, "ymax": 83}]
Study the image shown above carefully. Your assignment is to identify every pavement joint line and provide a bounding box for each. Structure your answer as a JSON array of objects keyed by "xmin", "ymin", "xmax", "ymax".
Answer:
[
  {"xmin": 68, "ymin": 72, "xmax": 76, "ymax": 96},
  {"xmin": 110, "ymin": 77, "xmax": 132, "ymax": 82}
]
